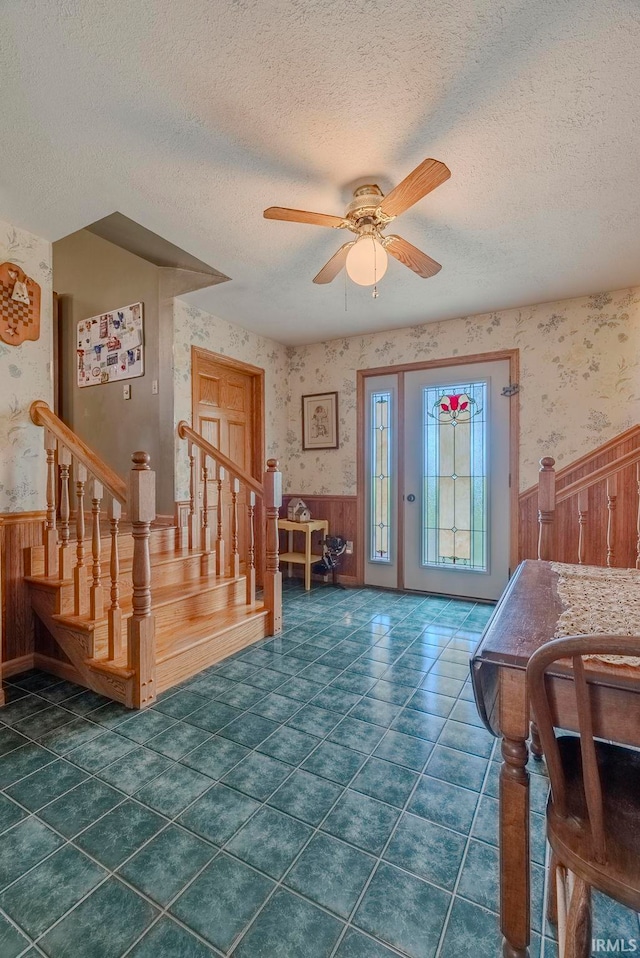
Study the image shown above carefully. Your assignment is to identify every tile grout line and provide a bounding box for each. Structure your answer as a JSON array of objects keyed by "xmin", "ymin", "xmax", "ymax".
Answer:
[
  {"xmin": 179, "ymin": 596, "xmax": 472, "ymax": 955},
  {"xmin": 118, "ymin": 591, "xmax": 465, "ymax": 956},
  {"xmin": 0, "ymin": 590, "xmax": 489, "ymax": 956},
  {"xmin": 431, "ymin": 734, "xmax": 499, "ymax": 958},
  {"xmin": 326, "ymin": 640, "xmax": 484, "ymax": 958}
]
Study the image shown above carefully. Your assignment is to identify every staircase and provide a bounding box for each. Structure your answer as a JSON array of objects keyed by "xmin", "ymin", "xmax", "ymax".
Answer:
[
  {"xmin": 24, "ymin": 401, "xmax": 283, "ymax": 709},
  {"xmin": 519, "ymin": 426, "xmax": 640, "ymax": 567}
]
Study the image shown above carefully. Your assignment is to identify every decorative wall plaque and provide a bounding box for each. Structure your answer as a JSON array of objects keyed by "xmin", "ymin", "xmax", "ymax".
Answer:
[{"xmin": 0, "ymin": 262, "xmax": 41, "ymax": 345}]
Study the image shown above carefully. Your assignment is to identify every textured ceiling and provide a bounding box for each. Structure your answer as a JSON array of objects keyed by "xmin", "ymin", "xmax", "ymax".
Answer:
[{"xmin": 2, "ymin": 0, "xmax": 640, "ymax": 344}]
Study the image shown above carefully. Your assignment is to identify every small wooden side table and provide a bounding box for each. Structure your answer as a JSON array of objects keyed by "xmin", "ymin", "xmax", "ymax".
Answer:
[{"xmin": 278, "ymin": 518, "xmax": 329, "ymax": 591}]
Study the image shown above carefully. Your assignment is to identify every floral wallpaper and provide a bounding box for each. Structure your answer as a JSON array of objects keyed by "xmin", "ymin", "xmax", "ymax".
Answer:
[
  {"xmin": 172, "ymin": 299, "xmax": 288, "ymax": 501},
  {"xmin": 283, "ymin": 287, "xmax": 640, "ymax": 495},
  {"xmin": 5, "ymin": 217, "xmax": 635, "ymax": 516},
  {"xmin": 0, "ymin": 219, "xmax": 53, "ymax": 512}
]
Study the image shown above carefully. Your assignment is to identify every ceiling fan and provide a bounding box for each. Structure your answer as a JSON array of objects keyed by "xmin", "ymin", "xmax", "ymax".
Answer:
[{"xmin": 264, "ymin": 158, "xmax": 450, "ymax": 287}]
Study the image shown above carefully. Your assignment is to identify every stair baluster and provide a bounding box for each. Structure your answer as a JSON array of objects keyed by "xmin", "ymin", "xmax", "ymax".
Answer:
[
  {"xmin": 90, "ymin": 479, "xmax": 104, "ymax": 619},
  {"xmin": 216, "ymin": 466, "xmax": 225, "ymax": 577},
  {"xmin": 577, "ymin": 489, "xmax": 588, "ymax": 565},
  {"xmin": 127, "ymin": 452, "xmax": 156, "ymax": 708},
  {"xmin": 57, "ymin": 443, "xmax": 72, "ymax": 579},
  {"xmin": 108, "ymin": 497, "xmax": 122, "ymax": 660},
  {"xmin": 188, "ymin": 440, "xmax": 198, "ymax": 552},
  {"xmin": 231, "ymin": 477, "xmax": 240, "ymax": 578},
  {"xmin": 606, "ymin": 474, "xmax": 617, "ymax": 567},
  {"xmin": 201, "ymin": 455, "xmax": 212, "ymax": 575},
  {"xmin": 74, "ymin": 462, "xmax": 88, "ymax": 615},
  {"xmin": 537, "ymin": 457, "xmax": 556, "ymax": 561},
  {"xmin": 264, "ymin": 458, "xmax": 282, "ymax": 634},
  {"xmin": 246, "ymin": 491, "xmax": 256, "ymax": 605},
  {"xmin": 44, "ymin": 429, "xmax": 58, "ymax": 577}
]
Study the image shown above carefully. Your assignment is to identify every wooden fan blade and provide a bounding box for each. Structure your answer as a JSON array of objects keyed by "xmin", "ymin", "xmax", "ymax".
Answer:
[
  {"xmin": 383, "ymin": 235, "xmax": 442, "ymax": 278},
  {"xmin": 379, "ymin": 159, "xmax": 451, "ymax": 219},
  {"xmin": 313, "ymin": 242, "xmax": 355, "ymax": 284},
  {"xmin": 263, "ymin": 207, "xmax": 345, "ymax": 228}
]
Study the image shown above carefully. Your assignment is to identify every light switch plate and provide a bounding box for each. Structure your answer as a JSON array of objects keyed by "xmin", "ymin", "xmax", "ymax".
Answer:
[
  {"xmin": 123, "ymin": 384, "xmax": 131, "ymax": 400},
  {"xmin": 152, "ymin": 380, "xmax": 158, "ymax": 395}
]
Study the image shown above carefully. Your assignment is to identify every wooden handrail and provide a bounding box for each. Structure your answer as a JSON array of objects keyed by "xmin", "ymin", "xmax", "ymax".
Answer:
[
  {"xmin": 177, "ymin": 421, "xmax": 264, "ymax": 498},
  {"xmin": 30, "ymin": 401, "xmax": 128, "ymax": 505},
  {"xmin": 555, "ymin": 447, "xmax": 640, "ymax": 504},
  {"xmin": 520, "ymin": 424, "xmax": 640, "ymax": 501}
]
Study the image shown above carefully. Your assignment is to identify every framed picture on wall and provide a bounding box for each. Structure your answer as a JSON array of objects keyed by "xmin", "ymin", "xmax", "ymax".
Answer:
[{"xmin": 302, "ymin": 391, "xmax": 339, "ymax": 450}]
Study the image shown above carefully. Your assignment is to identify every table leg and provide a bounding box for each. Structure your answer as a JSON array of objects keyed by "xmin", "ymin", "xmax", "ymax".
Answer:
[
  {"xmin": 288, "ymin": 530, "xmax": 293, "ymax": 580},
  {"xmin": 305, "ymin": 527, "xmax": 311, "ymax": 591},
  {"xmin": 500, "ymin": 670, "xmax": 530, "ymax": 958},
  {"xmin": 530, "ymin": 721, "xmax": 543, "ymax": 762}
]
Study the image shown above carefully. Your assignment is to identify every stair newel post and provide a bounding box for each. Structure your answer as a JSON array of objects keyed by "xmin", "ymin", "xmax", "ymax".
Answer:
[
  {"xmin": 263, "ymin": 458, "xmax": 282, "ymax": 635},
  {"xmin": 606, "ymin": 473, "xmax": 617, "ymax": 567},
  {"xmin": 57, "ymin": 443, "xmax": 73, "ymax": 579},
  {"xmin": 188, "ymin": 440, "xmax": 198, "ymax": 552},
  {"xmin": 89, "ymin": 479, "xmax": 104, "ymax": 620},
  {"xmin": 231, "ymin": 478, "xmax": 240, "ymax": 578},
  {"xmin": 537, "ymin": 457, "xmax": 556, "ymax": 561},
  {"xmin": 577, "ymin": 489, "xmax": 588, "ymax": 565},
  {"xmin": 246, "ymin": 491, "xmax": 256, "ymax": 606},
  {"xmin": 74, "ymin": 462, "xmax": 89, "ymax": 615},
  {"xmin": 636, "ymin": 463, "xmax": 640, "ymax": 570},
  {"xmin": 216, "ymin": 466, "xmax": 226, "ymax": 576},
  {"xmin": 44, "ymin": 428, "xmax": 59, "ymax": 577},
  {"xmin": 201, "ymin": 455, "xmax": 212, "ymax": 575},
  {"xmin": 108, "ymin": 497, "xmax": 122, "ymax": 661},
  {"xmin": 127, "ymin": 452, "xmax": 156, "ymax": 708}
]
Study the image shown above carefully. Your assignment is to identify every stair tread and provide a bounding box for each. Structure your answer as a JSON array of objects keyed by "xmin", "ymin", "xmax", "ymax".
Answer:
[
  {"xmin": 53, "ymin": 573, "xmax": 245, "ymax": 628},
  {"xmin": 30, "ymin": 547, "xmax": 206, "ymax": 578},
  {"xmin": 97, "ymin": 546, "xmax": 207, "ymax": 571},
  {"xmin": 94, "ymin": 603, "xmax": 268, "ymax": 670},
  {"xmin": 157, "ymin": 602, "xmax": 269, "ymax": 660}
]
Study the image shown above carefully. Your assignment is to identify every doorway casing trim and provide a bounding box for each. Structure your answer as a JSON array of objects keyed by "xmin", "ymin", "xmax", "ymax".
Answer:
[
  {"xmin": 356, "ymin": 349, "xmax": 520, "ymax": 589},
  {"xmin": 190, "ymin": 345, "xmax": 266, "ymax": 582},
  {"xmin": 190, "ymin": 345, "xmax": 265, "ymax": 484}
]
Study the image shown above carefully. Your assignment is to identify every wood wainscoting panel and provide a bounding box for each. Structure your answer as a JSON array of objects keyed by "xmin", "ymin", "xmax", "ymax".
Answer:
[
  {"xmin": 281, "ymin": 496, "xmax": 358, "ymax": 584},
  {"xmin": 518, "ymin": 425, "xmax": 640, "ymax": 567},
  {"xmin": 1, "ymin": 511, "xmax": 46, "ymax": 665}
]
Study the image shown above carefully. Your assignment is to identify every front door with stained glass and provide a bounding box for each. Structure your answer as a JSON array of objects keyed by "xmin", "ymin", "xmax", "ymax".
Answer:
[{"xmin": 403, "ymin": 360, "xmax": 511, "ymax": 599}]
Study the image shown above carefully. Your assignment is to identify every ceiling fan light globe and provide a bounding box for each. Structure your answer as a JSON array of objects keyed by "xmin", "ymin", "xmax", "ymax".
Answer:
[{"xmin": 345, "ymin": 236, "xmax": 388, "ymax": 286}]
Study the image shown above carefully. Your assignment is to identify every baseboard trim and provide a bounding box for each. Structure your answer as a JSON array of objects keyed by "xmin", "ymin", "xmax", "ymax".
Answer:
[
  {"xmin": 284, "ymin": 571, "xmax": 359, "ymax": 588},
  {"xmin": 33, "ymin": 654, "xmax": 83, "ymax": 685},
  {"xmin": 2, "ymin": 652, "xmax": 85, "ymax": 688},
  {"xmin": 2, "ymin": 654, "xmax": 35, "ymax": 678}
]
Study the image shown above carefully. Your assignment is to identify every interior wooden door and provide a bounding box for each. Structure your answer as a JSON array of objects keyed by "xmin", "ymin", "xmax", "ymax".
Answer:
[{"xmin": 192, "ymin": 347, "xmax": 264, "ymax": 580}]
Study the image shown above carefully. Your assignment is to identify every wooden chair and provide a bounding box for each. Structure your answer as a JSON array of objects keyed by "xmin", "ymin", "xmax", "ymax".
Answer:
[{"xmin": 527, "ymin": 634, "xmax": 640, "ymax": 958}]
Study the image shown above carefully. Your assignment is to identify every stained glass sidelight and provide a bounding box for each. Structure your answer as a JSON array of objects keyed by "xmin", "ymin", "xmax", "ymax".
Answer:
[
  {"xmin": 423, "ymin": 382, "xmax": 487, "ymax": 571},
  {"xmin": 370, "ymin": 391, "xmax": 392, "ymax": 562}
]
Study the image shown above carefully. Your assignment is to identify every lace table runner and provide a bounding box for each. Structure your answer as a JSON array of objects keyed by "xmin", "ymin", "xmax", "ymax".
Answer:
[{"xmin": 550, "ymin": 562, "xmax": 640, "ymax": 667}]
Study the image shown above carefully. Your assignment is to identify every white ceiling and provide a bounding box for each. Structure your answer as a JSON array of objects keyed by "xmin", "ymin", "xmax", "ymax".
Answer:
[{"xmin": 2, "ymin": 0, "xmax": 640, "ymax": 344}]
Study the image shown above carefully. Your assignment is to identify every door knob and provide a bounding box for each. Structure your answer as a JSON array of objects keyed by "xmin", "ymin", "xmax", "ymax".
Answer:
[{"xmin": 406, "ymin": 494, "xmax": 416, "ymax": 502}]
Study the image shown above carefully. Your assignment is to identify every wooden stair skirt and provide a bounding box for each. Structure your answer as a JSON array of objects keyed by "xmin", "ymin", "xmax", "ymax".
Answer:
[
  {"xmin": 22, "ymin": 401, "xmax": 283, "ymax": 710},
  {"xmin": 521, "ymin": 426, "xmax": 640, "ymax": 568}
]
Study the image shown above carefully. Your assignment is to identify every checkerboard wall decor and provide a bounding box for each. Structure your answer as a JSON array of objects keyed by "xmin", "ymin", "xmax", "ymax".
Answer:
[{"xmin": 0, "ymin": 262, "xmax": 41, "ymax": 346}]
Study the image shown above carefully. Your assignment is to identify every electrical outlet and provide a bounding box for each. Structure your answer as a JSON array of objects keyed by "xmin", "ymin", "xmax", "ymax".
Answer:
[
  {"xmin": 152, "ymin": 379, "xmax": 158, "ymax": 395},
  {"xmin": 123, "ymin": 384, "xmax": 131, "ymax": 400},
  {"xmin": 346, "ymin": 540, "xmax": 353, "ymax": 554}
]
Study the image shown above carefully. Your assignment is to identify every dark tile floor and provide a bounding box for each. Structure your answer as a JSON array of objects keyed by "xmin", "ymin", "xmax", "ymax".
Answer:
[{"xmin": 0, "ymin": 582, "xmax": 638, "ymax": 957}]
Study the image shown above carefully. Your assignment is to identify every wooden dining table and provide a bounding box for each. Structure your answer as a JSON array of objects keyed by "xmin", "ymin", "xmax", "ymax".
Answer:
[{"xmin": 471, "ymin": 559, "xmax": 640, "ymax": 958}]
